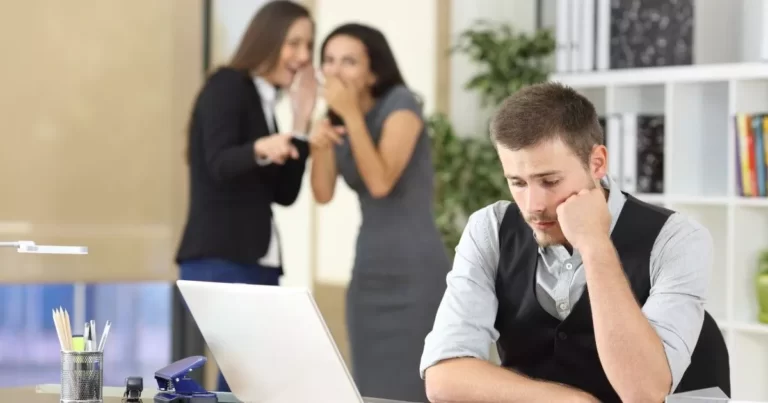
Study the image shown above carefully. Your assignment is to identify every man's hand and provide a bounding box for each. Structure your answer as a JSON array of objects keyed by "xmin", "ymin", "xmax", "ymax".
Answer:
[{"xmin": 556, "ymin": 187, "xmax": 611, "ymax": 251}]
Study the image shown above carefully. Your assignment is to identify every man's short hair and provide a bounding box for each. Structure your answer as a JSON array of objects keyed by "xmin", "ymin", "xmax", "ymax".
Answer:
[{"xmin": 489, "ymin": 82, "xmax": 604, "ymax": 166}]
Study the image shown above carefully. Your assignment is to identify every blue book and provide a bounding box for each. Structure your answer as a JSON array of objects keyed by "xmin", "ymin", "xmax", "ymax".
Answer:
[{"xmin": 752, "ymin": 115, "xmax": 766, "ymax": 197}]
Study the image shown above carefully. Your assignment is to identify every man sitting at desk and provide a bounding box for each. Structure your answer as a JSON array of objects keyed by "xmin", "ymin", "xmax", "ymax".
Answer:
[{"xmin": 420, "ymin": 82, "xmax": 713, "ymax": 403}]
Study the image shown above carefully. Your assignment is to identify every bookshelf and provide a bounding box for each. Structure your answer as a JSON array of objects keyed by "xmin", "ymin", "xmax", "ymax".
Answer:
[{"xmin": 551, "ymin": 62, "xmax": 768, "ymax": 401}]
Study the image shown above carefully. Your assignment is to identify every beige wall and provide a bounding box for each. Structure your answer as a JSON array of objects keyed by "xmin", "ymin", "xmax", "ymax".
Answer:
[
  {"xmin": 449, "ymin": 0, "xmax": 538, "ymax": 137},
  {"xmin": 0, "ymin": 0, "xmax": 202, "ymax": 283}
]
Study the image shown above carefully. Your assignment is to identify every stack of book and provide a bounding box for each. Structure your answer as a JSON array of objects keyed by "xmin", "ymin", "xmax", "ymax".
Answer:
[
  {"xmin": 735, "ymin": 113, "xmax": 768, "ymax": 197},
  {"xmin": 556, "ymin": 0, "xmax": 694, "ymax": 73},
  {"xmin": 600, "ymin": 114, "xmax": 665, "ymax": 194}
]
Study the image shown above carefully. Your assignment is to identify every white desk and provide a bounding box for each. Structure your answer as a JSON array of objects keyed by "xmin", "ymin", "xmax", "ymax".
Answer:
[{"xmin": 667, "ymin": 387, "xmax": 763, "ymax": 402}]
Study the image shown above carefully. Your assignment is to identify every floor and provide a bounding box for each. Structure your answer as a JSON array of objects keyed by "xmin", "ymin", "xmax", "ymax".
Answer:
[{"xmin": 312, "ymin": 282, "xmax": 351, "ymax": 367}]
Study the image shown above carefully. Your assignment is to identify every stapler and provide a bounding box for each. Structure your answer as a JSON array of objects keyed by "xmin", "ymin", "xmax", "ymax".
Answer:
[{"xmin": 154, "ymin": 356, "xmax": 218, "ymax": 403}]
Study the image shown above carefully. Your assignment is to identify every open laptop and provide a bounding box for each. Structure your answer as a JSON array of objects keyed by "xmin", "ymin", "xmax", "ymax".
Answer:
[{"xmin": 176, "ymin": 280, "xmax": 415, "ymax": 403}]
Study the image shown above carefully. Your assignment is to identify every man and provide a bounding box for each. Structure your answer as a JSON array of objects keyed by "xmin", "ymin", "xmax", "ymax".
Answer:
[{"xmin": 420, "ymin": 82, "xmax": 713, "ymax": 403}]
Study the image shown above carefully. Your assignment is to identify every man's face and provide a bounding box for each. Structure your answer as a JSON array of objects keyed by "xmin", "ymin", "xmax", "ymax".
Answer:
[{"xmin": 497, "ymin": 138, "xmax": 606, "ymax": 247}]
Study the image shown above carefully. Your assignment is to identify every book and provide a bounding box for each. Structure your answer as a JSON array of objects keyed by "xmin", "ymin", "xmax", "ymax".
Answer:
[{"xmin": 734, "ymin": 113, "xmax": 768, "ymax": 197}]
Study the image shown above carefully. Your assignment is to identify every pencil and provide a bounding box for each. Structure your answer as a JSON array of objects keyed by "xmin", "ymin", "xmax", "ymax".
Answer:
[
  {"xmin": 52, "ymin": 309, "xmax": 65, "ymax": 350},
  {"xmin": 63, "ymin": 309, "xmax": 71, "ymax": 350},
  {"xmin": 52, "ymin": 307, "xmax": 74, "ymax": 351}
]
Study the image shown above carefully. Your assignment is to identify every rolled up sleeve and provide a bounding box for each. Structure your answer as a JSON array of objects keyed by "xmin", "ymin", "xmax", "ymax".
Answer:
[
  {"xmin": 644, "ymin": 213, "xmax": 714, "ymax": 392},
  {"xmin": 419, "ymin": 202, "xmax": 507, "ymax": 379}
]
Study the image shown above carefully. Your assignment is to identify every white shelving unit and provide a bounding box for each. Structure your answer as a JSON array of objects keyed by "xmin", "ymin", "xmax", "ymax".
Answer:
[{"xmin": 552, "ymin": 62, "xmax": 768, "ymax": 401}]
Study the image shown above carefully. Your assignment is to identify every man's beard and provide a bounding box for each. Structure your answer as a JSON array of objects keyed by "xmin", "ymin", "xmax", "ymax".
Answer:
[
  {"xmin": 527, "ymin": 178, "xmax": 598, "ymax": 247},
  {"xmin": 529, "ymin": 217, "xmax": 561, "ymax": 247}
]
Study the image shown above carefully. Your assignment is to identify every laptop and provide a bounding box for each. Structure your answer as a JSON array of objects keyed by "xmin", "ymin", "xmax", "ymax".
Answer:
[{"xmin": 176, "ymin": 280, "xmax": 415, "ymax": 403}]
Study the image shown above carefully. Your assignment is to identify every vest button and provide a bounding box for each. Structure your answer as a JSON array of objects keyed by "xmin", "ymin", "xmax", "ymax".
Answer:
[{"xmin": 557, "ymin": 331, "xmax": 567, "ymax": 340}]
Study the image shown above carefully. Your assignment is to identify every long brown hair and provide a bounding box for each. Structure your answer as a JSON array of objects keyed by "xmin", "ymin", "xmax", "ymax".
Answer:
[
  {"xmin": 229, "ymin": 0, "xmax": 311, "ymax": 73},
  {"xmin": 185, "ymin": 1, "xmax": 311, "ymax": 163}
]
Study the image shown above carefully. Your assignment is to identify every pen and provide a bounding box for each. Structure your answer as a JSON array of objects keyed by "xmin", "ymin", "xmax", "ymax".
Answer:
[
  {"xmin": 89, "ymin": 319, "xmax": 97, "ymax": 352},
  {"xmin": 88, "ymin": 325, "xmax": 95, "ymax": 352},
  {"xmin": 97, "ymin": 320, "xmax": 111, "ymax": 352},
  {"xmin": 83, "ymin": 323, "xmax": 90, "ymax": 352}
]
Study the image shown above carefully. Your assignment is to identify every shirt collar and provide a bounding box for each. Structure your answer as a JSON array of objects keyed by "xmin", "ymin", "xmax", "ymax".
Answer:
[
  {"xmin": 253, "ymin": 76, "xmax": 279, "ymax": 106},
  {"xmin": 602, "ymin": 175, "xmax": 626, "ymax": 234}
]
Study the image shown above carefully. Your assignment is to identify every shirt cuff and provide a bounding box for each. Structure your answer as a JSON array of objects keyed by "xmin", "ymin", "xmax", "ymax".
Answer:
[{"xmin": 256, "ymin": 156, "xmax": 271, "ymax": 166}]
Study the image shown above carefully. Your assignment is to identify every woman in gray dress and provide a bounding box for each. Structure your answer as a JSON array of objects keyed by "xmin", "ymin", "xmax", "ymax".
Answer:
[{"xmin": 309, "ymin": 23, "xmax": 450, "ymax": 402}]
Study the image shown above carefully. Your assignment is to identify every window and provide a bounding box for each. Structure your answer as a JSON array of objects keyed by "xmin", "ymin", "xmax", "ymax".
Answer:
[{"xmin": 0, "ymin": 282, "xmax": 171, "ymax": 387}]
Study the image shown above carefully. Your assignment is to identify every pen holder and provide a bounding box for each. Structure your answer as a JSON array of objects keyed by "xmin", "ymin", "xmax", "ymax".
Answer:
[{"xmin": 60, "ymin": 350, "xmax": 103, "ymax": 403}]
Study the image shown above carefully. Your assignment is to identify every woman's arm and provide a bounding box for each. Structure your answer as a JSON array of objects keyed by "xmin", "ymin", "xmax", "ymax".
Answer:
[
  {"xmin": 310, "ymin": 146, "xmax": 338, "ymax": 204},
  {"xmin": 343, "ymin": 107, "xmax": 422, "ymax": 198},
  {"xmin": 308, "ymin": 117, "xmax": 344, "ymax": 204},
  {"xmin": 200, "ymin": 70, "xmax": 268, "ymax": 181}
]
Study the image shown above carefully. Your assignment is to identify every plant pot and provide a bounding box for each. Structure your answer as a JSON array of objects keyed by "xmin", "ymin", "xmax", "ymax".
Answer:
[{"xmin": 758, "ymin": 271, "xmax": 768, "ymax": 324}]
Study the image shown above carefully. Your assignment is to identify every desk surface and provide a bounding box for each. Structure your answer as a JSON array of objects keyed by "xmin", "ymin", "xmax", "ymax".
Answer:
[
  {"xmin": 4, "ymin": 385, "xmax": 761, "ymax": 403},
  {"xmin": 1, "ymin": 387, "xmax": 114, "ymax": 402},
  {"xmin": 2, "ymin": 386, "xmax": 415, "ymax": 403}
]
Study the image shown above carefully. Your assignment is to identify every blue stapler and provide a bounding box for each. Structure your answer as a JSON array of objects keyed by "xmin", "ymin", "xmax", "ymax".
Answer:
[{"xmin": 154, "ymin": 356, "xmax": 218, "ymax": 403}]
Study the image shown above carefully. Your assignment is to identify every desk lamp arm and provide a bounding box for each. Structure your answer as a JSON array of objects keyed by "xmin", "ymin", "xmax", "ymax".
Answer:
[{"xmin": 0, "ymin": 240, "xmax": 88, "ymax": 254}]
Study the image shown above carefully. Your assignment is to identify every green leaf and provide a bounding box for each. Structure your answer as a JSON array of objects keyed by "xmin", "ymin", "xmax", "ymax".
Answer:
[{"xmin": 429, "ymin": 21, "xmax": 554, "ymax": 256}]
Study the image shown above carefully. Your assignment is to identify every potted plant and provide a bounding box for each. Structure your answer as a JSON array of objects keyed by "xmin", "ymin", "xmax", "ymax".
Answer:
[
  {"xmin": 757, "ymin": 250, "xmax": 768, "ymax": 324},
  {"xmin": 453, "ymin": 20, "xmax": 557, "ymax": 107},
  {"xmin": 429, "ymin": 21, "xmax": 556, "ymax": 255},
  {"xmin": 430, "ymin": 113, "xmax": 509, "ymax": 253}
]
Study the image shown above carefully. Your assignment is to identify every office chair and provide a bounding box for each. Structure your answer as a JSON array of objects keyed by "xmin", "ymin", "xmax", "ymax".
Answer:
[{"xmin": 673, "ymin": 311, "xmax": 731, "ymax": 397}]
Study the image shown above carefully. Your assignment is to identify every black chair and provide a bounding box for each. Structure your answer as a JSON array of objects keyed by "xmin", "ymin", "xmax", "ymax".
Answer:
[{"xmin": 674, "ymin": 311, "xmax": 731, "ymax": 397}]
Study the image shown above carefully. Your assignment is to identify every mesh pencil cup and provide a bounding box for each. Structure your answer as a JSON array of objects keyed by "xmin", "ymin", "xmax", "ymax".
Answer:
[{"xmin": 60, "ymin": 350, "xmax": 103, "ymax": 403}]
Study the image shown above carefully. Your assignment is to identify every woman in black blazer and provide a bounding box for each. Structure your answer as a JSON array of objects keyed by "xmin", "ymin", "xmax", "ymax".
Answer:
[{"xmin": 174, "ymin": 1, "xmax": 317, "ymax": 391}]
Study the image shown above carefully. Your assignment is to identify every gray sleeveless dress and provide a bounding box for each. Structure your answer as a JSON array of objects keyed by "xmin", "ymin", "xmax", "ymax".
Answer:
[{"xmin": 335, "ymin": 85, "xmax": 450, "ymax": 402}]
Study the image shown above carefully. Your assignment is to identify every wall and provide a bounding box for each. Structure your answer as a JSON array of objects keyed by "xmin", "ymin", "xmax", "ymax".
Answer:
[
  {"xmin": 449, "ymin": 0, "xmax": 538, "ymax": 137},
  {"xmin": 209, "ymin": 0, "xmax": 271, "ymax": 70},
  {"xmin": 0, "ymin": 0, "xmax": 201, "ymax": 283},
  {"xmin": 0, "ymin": 0, "xmax": 201, "ymax": 387}
]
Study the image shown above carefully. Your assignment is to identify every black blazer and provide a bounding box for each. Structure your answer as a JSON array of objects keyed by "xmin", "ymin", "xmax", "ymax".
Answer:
[{"xmin": 175, "ymin": 67, "xmax": 310, "ymax": 267}]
